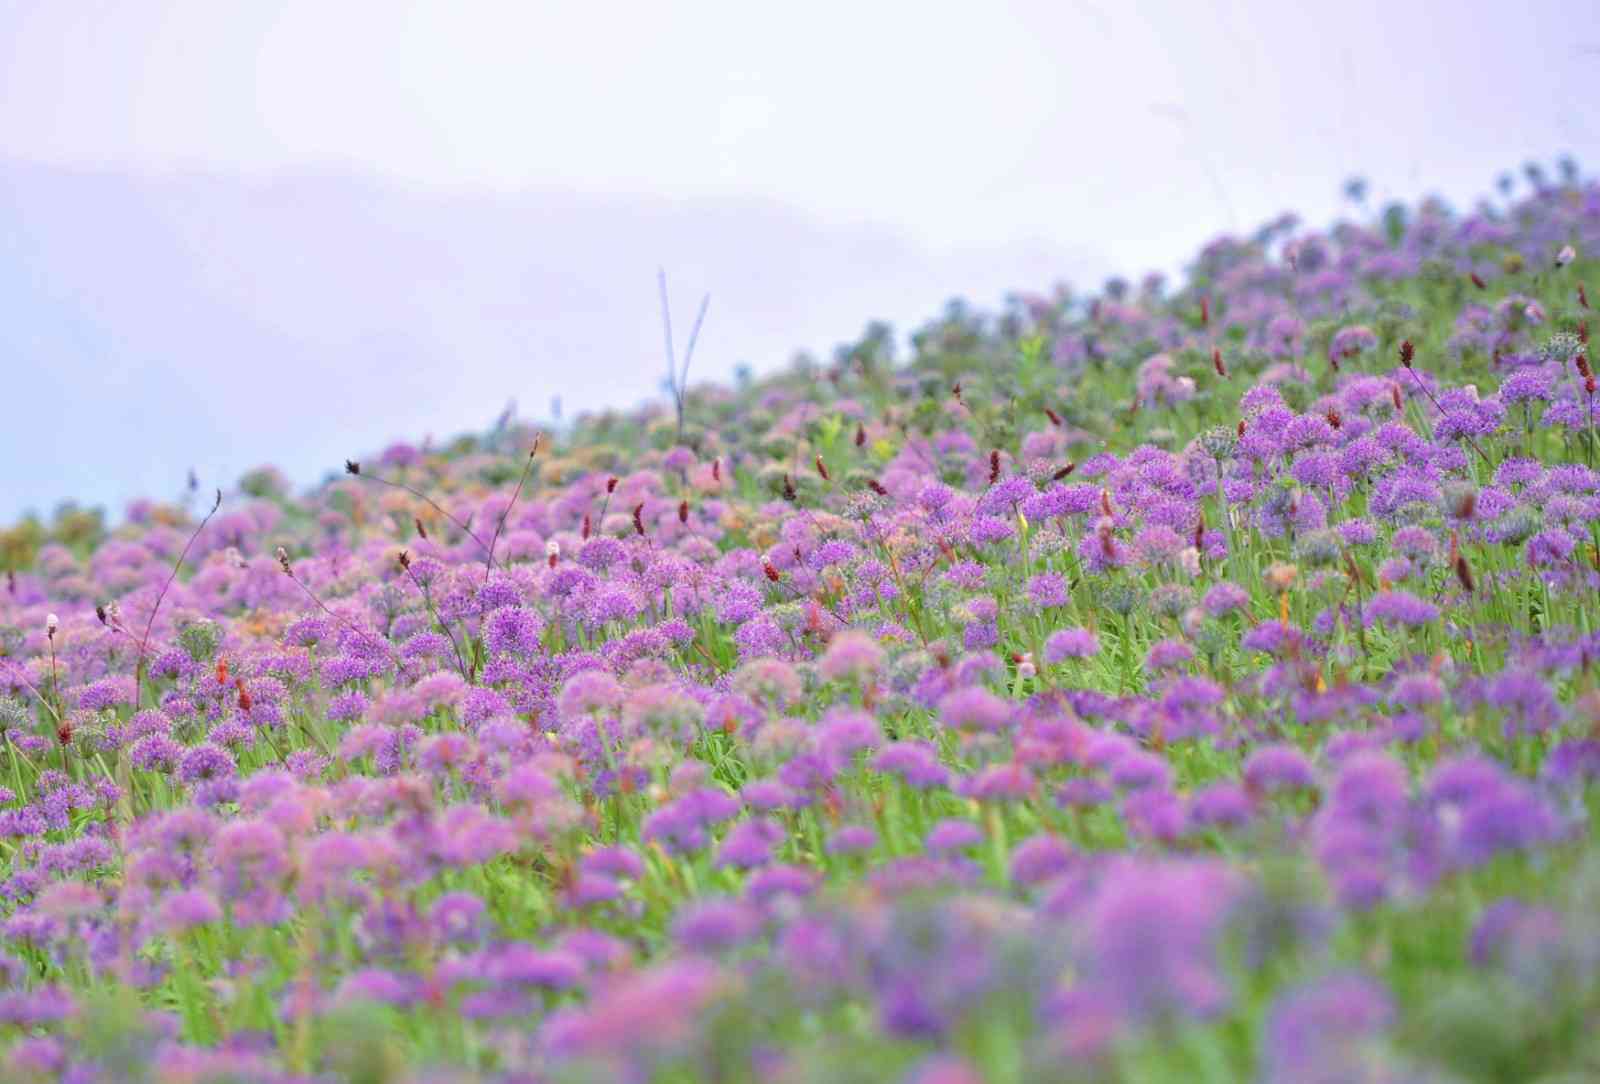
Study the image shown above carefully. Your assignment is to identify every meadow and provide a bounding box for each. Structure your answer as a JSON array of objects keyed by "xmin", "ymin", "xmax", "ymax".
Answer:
[{"xmin": 1, "ymin": 161, "xmax": 1598, "ymax": 1082}]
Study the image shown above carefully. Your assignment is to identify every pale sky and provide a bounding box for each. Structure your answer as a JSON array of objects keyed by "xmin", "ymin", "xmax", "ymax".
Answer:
[{"xmin": 0, "ymin": 1, "xmax": 1593, "ymax": 518}]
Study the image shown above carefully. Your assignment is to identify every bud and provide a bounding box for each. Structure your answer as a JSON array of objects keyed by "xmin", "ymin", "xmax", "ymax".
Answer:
[
  {"xmin": 1016, "ymin": 652, "xmax": 1036, "ymax": 681},
  {"xmin": 396, "ymin": 550, "xmax": 411, "ymax": 571},
  {"xmin": 762, "ymin": 557, "xmax": 781, "ymax": 583},
  {"xmin": 1556, "ymin": 244, "xmax": 1577, "ymax": 268},
  {"xmin": 782, "ymin": 475, "xmax": 797, "ymax": 502},
  {"xmin": 276, "ymin": 546, "xmax": 291, "ymax": 574},
  {"xmin": 1265, "ymin": 563, "xmax": 1298, "ymax": 591},
  {"xmin": 46, "ymin": 613, "xmax": 59, "ymax": 638},
  {"xmin": 95, "ymin": 605, "xmax": 107, "ymax": 626},
  {"xmin": 545, "ymin": 539, "xmax": 560, "ymax": 568},
  {"xmin": 815, "ymin": 454, "xmax": 830, "ymax": 482}
]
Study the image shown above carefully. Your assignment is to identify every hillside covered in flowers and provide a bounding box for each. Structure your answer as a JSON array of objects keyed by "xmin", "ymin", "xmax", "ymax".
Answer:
[{"xmin": 2, "ymin": 162, "xmax": 1599, "ymax": 1082}]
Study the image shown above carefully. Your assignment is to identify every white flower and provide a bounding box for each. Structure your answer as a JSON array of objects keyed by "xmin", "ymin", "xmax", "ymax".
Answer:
[
  {"xmin": 45, "ymin": 613, "xmax": 59, "ymax": 637},
  {"xmin": 1556, "ymin": 244, "xmax": 1576, "ymax": 268},
  {"xmin": 544, "ymin": 539, "xmax": 560, "ymax": 558},
  {"xmin": 1179, "ymin": 547, "xmax": 1202, "ymax": 578}
]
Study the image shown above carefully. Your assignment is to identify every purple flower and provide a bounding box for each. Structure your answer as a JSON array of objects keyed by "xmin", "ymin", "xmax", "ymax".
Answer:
[
  {"xmin": 1043, "ymin": 628, "xmax": 1100, "ymax": 663},
  {"xmin": 1243, "ymin": 745, "xmax": 1318, "ymax": 795},
  {"xmin": 1260, "ymin": 972, "xmax": 1393, "ymax": 1083}
]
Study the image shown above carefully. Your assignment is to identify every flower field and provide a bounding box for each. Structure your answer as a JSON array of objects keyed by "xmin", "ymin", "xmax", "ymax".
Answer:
[{"xmin": 2, "ymin": 166, "xmax": 1599, "ymax": 1082}]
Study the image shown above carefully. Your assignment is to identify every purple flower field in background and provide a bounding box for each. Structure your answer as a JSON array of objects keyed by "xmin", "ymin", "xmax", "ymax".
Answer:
[{"xmin": 1, "ymin": 160, "xmax": 1599, "ymax": 1081}]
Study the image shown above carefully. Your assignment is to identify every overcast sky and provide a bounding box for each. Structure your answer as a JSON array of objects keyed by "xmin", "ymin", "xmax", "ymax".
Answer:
[{"xmin": 0, "ymin": 1, "xmax": 1593, "ymax": 518}]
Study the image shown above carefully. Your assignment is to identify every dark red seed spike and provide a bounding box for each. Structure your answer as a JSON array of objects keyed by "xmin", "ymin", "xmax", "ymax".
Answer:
[
  {"xmin": 1051, "ymin": 463, "xmax": 1076, "ymax": 481},
  {"xmin": 632, "ymin": 503, "xmax": 645, "ymax": 536},
  {"xmin": 815, "ymin": 454, "xmax": 830, "ymax": 481},
  {"xmin": 345, "ymin": 460, "xmax": 361, "ymax": 475},
  {"xmin": 1470, "ymin": 272, "xmax": 1487, "ymax": 289},
  {"xmin": 1200, "ymin": 297, "xmax": 1210, "ymax": 326},
  {"xmin": 607, "ymin": 476, "xmax": 619, "ymax": 494},
  {"xmin": 1326, "ymin": 409, "xmax": 1342, "ymax": 429},
  {"xmin": 678, "ymin": 500, "xmax": 689, "ymax": 524},
  {"xmin": 712, "ymin": 458, "xmax": 722, "ymax": 482},
  {"xmin": 1237, "ymin": 419, "xmax": 1246, "ymax": 438},
  {"xmin": 1399, "ymin": 340, "xmax": 1415, "ymax": 367},
  {"xmin": 763, "ymin": 559, "xmax": 781, "ymax": 583},
  {"xmin": 952, "ymin": 382, "xmax": 962, "ymax": 401},
  {"xmin": 1043, "ymin": 407, "xmax": 1062, "ymax": 427},
  {"xmin": 581, "ymin": 512, "xmax": 591, "ymax": 540},
  {"xmin": 95, "ymin": 605, "xmax": 107, "ymax": 625},
  {"xmin": 988, "ymin": 450, "xmax": 1001, "ymax": 485},
  {"xmin": 855, "ymin": 423, "xmax": 866, "ymax": 447},
  {"xmin": 1391, "ymin": 384, "xmax": 1403, "ymax": 411},
  {"xmin": 414, "ymin": 517, "xmax": 428, "ymax": 540},
  {"xmin": 783, "ymin": 475, "xmax": 797, "ymax": 502},
  {"xmin": 1579, "ymin": 284, "xmax": 1590, "ymax": 310},
  {"xmin": 867, "ymin": 479, "xmax": 888, "ymax": 496},
  {"xmin": 1212, "ymin": 348, "xmax": 1226, "ymax": 377}
]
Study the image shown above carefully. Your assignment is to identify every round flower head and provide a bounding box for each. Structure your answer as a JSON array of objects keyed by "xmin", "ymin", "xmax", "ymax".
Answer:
[{"xmin": 818, "ymin": 630, "xmax": 885, "ymax": 684}]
